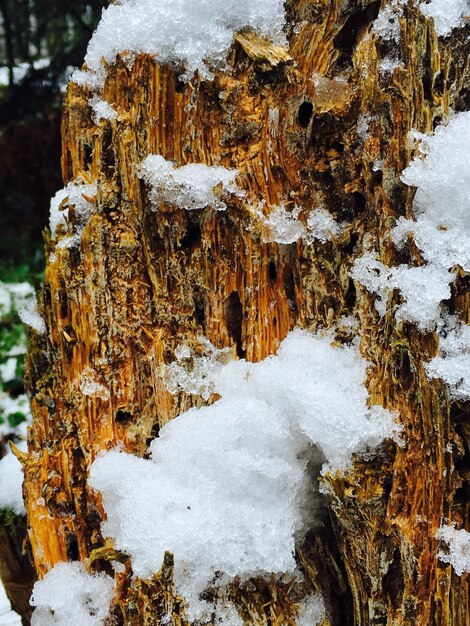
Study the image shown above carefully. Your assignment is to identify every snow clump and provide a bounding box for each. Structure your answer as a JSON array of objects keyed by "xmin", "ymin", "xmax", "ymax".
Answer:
[
  {"xmin": 139, "ymin": 155, "xmax": 240, "ymax": 211},
  {"xmin": 89, "ymin": 96, "xmax": 118, "ymax": 124},
  {"xmin": 30, "ymin": 562, "xmax": 115, "ymax": 626},
  {"xmin": 72, "ymin": 0, "xmax": 287, "ymax": 87},
  {"xmin": 164, "ymin": 338, "xmax": 233, "ymax": 401},
  {"xmin": 425, "ymin": 316, "xmax": 470, "ymax": 400},
  {"xmin": 296, "ymin": 593, "xmax": 326, "ymax": 626},
  {"xmin": 353, "ymin": 112, "xmax": 470, "ymax": 330},
  {"xmin": 0, "ymin": 282, "xmax": 44, "ymax": 334},
  {"xmin": 436, "ymin": 525, "xmax": 470, "ymax": 575},
  {"xmin": 260, "ymin": 205, "xmax": 343, "ymax": 244},
  {"xmin": 419, "ymin": 0, "xmax": 469, "ymax": 36},
  {"xmin": 373, "ymin": 0, "xmax": 406, "ymax": 43},
  {"xmin": 0, "ymin": 444, "xmax": 26, "ymax": 516},
  {"xmin": 89, "ymin": 329, "xmax": 398, "ymax": 619},
  {"xmin": 49, "ymin": 180, "xmax": 98, "ymax": 248}
]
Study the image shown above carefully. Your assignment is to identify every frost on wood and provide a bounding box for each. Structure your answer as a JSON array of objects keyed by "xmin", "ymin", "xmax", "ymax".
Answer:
[
  {"xmin": 72, "ymin": 0, "xmax": 287, "ymax": 86},
  {"xmin": 49, "ymin": 180, "xmax": 98, "ymax": 248},
  {"xmin": 436, "ymin": 525, "xmax": 470, "ymax": 575},
  {"xmin": 419, "ymin": 0, "xmax": 469, "ymax": 36},
  {"xmin": 353, "ymin": 113, "xmax": 470, "ymax": 331},
  {"xmin": 30, "ymin": 562, "xmax": 114, "ymax": 626},
  {"xmin": 139, "ymin": 155, "xmax": 240, "ymax": 212},
  {"xmin": 89, "ymin": 329, "xmax": 397, "ymax": 618}
]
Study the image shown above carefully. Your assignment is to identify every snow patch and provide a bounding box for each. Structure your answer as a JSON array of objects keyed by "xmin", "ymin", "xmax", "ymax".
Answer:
[
  {"xmin": 139, "ymin": 155, "xmax": 240, "ymax": 212},
  {"xmin": 164, "ymin": 338, "xmax": 233, "ymax": 401},
  {"xmin": 420, "ymin": 0, "xmax": 469, "ymax": 36},
  {"xmin": 260, "ymin": 206, "xmax": 343, "ymax": 244},
  {"xmin": 436, "ymin": 525, "xmax": 470, "ymax": 575},
  {"xmin": 425, "ymin": 316, "xmax": 470, "ymax": 400},
  {"xmin": 0, "ymin": 581, "xmax": 21, "ymax": 626},
  {"xmin": 49, "ymin": 180, "xmax": 98, "ymax": 248},
  {"xmin": 89, "ymin": 97, "xmax": 118, "ymax": 123},
  {"xmin": 353, "ymin": 113, "xmax": 470, "ymax": 331},
  {"xmin": 373, "ymin": 0, "xmax": 406, "ymax": 42},
  {"xmin": 79, "ymin": 368, "xmax": 110, "ymax": 402},
  {"xmin": 296, "ymin": 593, "xmax": 326, "ymax": 626},
  {"xmin": 30, "ymin": 562, "xmax": 115, "ymax": 626},
  {"xmin": 0, "ymin": 447, "xmax": 25, "ymax": 516},
  {"xmin": 72, "ymin": 0, "xmax": 287, "ymax": 87},
  {"xmin": 89, "ymin": 329, "xmax": 397, "ymax": 618}
]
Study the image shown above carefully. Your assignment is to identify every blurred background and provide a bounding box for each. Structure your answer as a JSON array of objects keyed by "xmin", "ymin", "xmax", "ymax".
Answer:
[
  {"xmin": 0, "ymin": 0, "xmax": 107, "ymax": 278},
  {"xmin": 0, "ymin": 5, "xmax": 105, "ymax": 622}
]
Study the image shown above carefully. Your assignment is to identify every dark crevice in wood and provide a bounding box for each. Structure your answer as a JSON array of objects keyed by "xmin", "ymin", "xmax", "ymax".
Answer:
[{"xmin": 224, "ymin": 291, "xmax": 245, "ymax": 358}]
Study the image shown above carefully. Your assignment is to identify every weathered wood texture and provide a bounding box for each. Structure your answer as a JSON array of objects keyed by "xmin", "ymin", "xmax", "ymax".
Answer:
[{"xmin": 20, "ymin": 0, "xmax": 469, "ymax": 624}]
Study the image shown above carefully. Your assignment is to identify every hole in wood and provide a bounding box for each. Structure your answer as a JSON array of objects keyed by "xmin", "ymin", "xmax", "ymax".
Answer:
[
  {"xmin": 283, "ymin": 267, "xmax": 297, "ymax": 313},
  {"xmin": 297, "ymin": 101, "xmax": 313, "ymax": 128},
  {"xmin": 180, "ymin": 219, "xmax": 201, "ymax": 249},
  {"xmin": 351, "ymin": 191, "xmax": 367, "ymax": 213},
  {"xmin": 66, "ymin": 533, "xmax": 79, "ymax": 561},
  {"xmin": 333, "ymin": 1, "xmax": 381, "ymax": 64},
  {"xmin": 115, "ymin": 410, "xmax": 133, "ymax": 423},
  {"xmin": 83, "ymin": 143, "xmax": 93, "ymax": 168},
  {"xmin": 224, "ymin": 291, "xmax": 245, "ymax": 358},
  {"xmin": 268, "ymin": 260, "xmax": 277, "ymax": 281}
]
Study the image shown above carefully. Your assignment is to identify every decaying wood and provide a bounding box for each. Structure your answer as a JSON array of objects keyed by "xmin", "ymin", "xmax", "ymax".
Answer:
[{"xmin": 15, "ymin": 0, "xmax": 470, "ymax": 624}]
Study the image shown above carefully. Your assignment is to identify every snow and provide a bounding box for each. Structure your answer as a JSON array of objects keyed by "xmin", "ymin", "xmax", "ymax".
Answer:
[
  {"xmin": 0, "ymin": 59, "xmax": 51, "ymax": 87},
  {"xmin": 436, "ymin": 525, "xmax": 470, "ymax": 575},
  {"xmin": 353, "ymin": 113, "xmax": 470, "ymax": 331},
  {"xmin": 90, "ymin": 329, "xmax": 397, "ymax": 619},
  {"xmin": 351, "ymin": 253, "xmax": 451, "ymax": 328},
  {"xmin": 72, "ymin": 0, "xmax": 287, "ymax": 87},
  {"xmin": 425, "ymin": 316, "xmax": 470, "ymax": 399},
  {"xmin": 79, "ymin": 368, "xmax": 110, "ymax": 402},
  {"xmin": 164, "ymin": 338, "xmax": 233, "ymax": 401},
  {"xmin": 89, "ymin": 97, "xmax": 118, "ymax": 124},
  {"xmin": 17, "ymin": 302, "xmax": 45, "ymax": 334},
  {"xmin": 420, "ymin": 0, "xmax": 469, "ymax": 36},
  {"xmin": 30, "ymin": 562, "xmax": 115, "ymax": 626},
  {"xmin": 0, "ymin": 446, "xmax": 25, "ymax": 516},
  {"xmin": 305, "ymin": 208, "xmax": 343, "ymax": 243},
  {"xmin": 139, "ymin": 155, "xmax": 240, "ymax": 212},
  {"xmin": 0, "ymin": 281, "xmax": 44, "ymax": 335},
  {"xmin": 373, "ymin": 0, "xmax": 406, "ymax": 42},
  {"xmin": 260, "ymin": 206, "xmax": 343, "ymax": 245},
  {"xmin": 0, "ymin": 582, "xmax": 21, "ymax": 626},
  {"xmin": 0, "ymin": 394, "xmax": 30, "ymax": 439},
  {"xmin": 49, "ymin": 188, "xmax": 69, "ymax": 239},
  {"xmin": 296, "ymin": 593, "xmax": 326, "ymax": 626},
  {"xmin": 260, "ymin": 205, "xmax": 305, "ymax": 244},
  {"xmin": 49, "ymin": 180, "xmax": 98, "ymax": 247}
]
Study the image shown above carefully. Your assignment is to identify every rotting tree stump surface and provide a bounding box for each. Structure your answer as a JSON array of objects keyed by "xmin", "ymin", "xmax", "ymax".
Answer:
[{"xmin": 17, "ymin": 1, "xmax": 470, "ymax": 625}]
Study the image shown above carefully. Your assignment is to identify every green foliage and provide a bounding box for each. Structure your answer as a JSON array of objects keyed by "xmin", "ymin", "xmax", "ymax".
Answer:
[
  {"xmin": 0, "ymin": 506, "xmax": 19, "ymax": 528},
  {"xmin": 7, "ymin": 412, "xmax": 27, "ymax": 428}
]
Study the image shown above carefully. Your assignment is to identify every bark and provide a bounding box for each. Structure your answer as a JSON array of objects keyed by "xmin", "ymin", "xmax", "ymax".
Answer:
[{"xmin": 15, "ymin": 0, "xmax": 470, "ymax": 625}]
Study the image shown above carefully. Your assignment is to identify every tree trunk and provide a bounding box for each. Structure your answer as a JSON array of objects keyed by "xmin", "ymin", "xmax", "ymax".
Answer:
[{"xmin": 17, "ymin": 0, "xmax": 470, "ymax": 625}]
